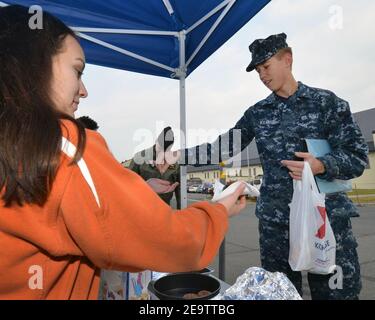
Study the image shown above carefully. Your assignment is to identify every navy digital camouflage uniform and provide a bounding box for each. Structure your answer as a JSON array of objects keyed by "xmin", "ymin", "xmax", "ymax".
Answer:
[{"xmin": 183, "ymin": 34, "xmax": 369, "ymax": 300}]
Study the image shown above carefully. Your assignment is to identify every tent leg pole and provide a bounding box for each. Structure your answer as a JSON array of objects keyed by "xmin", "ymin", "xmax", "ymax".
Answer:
[
  {"xmin": 178, "ymin": 31, "xmax": 188, "ymax": 209},
  {"xmin": 177, "ymin": 30, "xmax": 224, "ymax": 279},
  {"xmin": 219, "ymin": 241, "xmax": 226, "ymax": 281},
  {"xmin": 219, "ymin": 167, "xmax": 227, "ymax": 281},
  {"xmin": 179, "ymin": 75, "xmax": 188, "ymax": 209}
]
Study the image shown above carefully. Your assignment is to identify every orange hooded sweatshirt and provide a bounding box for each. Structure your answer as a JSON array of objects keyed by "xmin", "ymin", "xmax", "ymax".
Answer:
[{"xmin": 0, "ymin": 120, "xmax": 228, "ymax": 299}]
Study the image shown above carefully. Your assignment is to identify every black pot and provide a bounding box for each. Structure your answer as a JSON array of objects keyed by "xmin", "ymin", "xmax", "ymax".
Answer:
[
  {"xmin": 149, "ymin": 272, "xmax": 220, "ymax": 300},
  {"xmin": 195, "ymin": 267, "xmax": 214, "ymax": 274}
]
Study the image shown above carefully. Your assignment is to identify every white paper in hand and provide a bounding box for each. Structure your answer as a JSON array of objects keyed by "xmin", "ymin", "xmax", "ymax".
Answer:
[{"xmin": 211, "ymin": 180, "xmax": 260, "ymax": 202}]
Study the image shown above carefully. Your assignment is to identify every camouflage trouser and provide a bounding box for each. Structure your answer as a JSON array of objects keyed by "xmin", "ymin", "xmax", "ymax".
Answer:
[{"xmin": 258, "ymin": 217, "xmax": 362, "ymax": 300}]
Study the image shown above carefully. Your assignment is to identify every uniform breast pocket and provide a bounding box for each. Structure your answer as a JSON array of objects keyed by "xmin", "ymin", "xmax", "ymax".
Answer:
[
  {"xmin": 256, "ymin": 120, "xmax": 280, "ymax": 138},
  {"xmin": 256, "ymin": 124, "xmax": 284, "ymax": 154},
  {"xmin": 296, "ymin": 112, "xmax": 324, "ymax": 137}
]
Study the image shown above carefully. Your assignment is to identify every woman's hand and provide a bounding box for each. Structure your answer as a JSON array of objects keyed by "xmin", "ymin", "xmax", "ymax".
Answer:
[{"xmin": 217, "ymin": 182, "xmax": 247, "ymax": 217}]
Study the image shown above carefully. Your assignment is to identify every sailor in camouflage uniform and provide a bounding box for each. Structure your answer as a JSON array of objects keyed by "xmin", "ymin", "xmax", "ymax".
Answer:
[{"xmin": 183, "ymin": 33, "xmax": 368, "ymax": 299}]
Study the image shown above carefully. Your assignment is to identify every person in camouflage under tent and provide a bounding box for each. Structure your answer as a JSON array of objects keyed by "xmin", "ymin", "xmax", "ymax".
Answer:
[
  {"xmin": 128, "ymin": 127, "xmax": 181, "ymax": 209},
  {"xmin": 182, "ymin": 33, "xmax": 368, "ymax": 299}
]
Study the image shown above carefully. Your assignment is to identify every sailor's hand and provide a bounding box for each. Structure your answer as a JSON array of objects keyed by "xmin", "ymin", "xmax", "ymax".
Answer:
[{"xmin": 281, "ymin": 152, "xmax": 325, "ymax": 180}]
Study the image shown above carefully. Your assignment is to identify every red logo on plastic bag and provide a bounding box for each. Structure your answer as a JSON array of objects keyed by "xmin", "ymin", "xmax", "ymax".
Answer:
[{"xmin": 316, "ymin": 206, "xmax": 327, "ymax": 239}]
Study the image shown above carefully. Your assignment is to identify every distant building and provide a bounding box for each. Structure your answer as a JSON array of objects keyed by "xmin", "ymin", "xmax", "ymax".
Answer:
[
  {"xmin": 187, "ymin": 164, "xmax": 221, "ymax": 184},
  {"xmin": 352, "ymin": 108, "xmax": 375, "ymax": 190}
]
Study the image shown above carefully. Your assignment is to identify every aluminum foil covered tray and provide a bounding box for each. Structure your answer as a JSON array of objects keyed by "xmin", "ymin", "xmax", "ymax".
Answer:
[{"xmin": 217, "ymin": 267, "xmax": 302, "ymax": 300}]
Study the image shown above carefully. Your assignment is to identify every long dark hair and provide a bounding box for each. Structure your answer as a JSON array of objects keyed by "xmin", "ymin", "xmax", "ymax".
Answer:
[{"xmin": 0, "ymin": 5, "xmax": 86, "ymax": 207}]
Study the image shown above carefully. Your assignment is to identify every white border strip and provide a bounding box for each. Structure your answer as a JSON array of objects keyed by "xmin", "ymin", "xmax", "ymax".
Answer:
[
  {"xmin": 61, "ymin": 137, "xmax": 101, "ymax": 207},
  {"xmin": 186, "ymin": 0, "xmax": 233, "ymax": 34},
  {"xmin": 162, "ymin": 0, "xmax": 174, "ymax": 15},
  {"xmin": 77, "ymin": 32, "xmax": 177, "ymax": 73},
  {"xmin": 186, "ymin": 0, "xmax": 236, "ymax": 67},
  {"xmin": 72, "ymin": 27, "xmax": 178, "ymax": 37}
]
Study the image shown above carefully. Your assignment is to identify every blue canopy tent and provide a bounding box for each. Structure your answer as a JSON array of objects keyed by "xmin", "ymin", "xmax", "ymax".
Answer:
[{"xmin": 1, "ymin": 0, "xmax": 270, "ymax": 279}]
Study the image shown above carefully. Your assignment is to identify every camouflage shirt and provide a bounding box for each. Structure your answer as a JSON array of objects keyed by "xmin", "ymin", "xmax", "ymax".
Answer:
[
  {"xmin": 185, "ymin": 82, "xmax": 369, "ymax": 224},
  {"xmin": 128, "ymin": 158, "xmax": 181, "ymax": 209}
]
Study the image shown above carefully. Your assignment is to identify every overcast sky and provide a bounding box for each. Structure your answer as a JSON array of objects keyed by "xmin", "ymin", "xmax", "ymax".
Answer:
[{"xmin": 74, "ymin": 0, "xmax": 375, "ymax": 162}]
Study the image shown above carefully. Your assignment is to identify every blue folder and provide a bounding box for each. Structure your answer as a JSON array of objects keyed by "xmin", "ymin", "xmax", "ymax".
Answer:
[{"xmin": 305, "ymin": 139, "xmax": 352, "ymax": 194}]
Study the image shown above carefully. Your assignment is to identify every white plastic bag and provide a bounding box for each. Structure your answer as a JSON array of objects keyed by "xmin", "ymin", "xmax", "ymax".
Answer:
[{"xmin": 288, "ymin": 162, "xmax": 336, "ymax": 274}]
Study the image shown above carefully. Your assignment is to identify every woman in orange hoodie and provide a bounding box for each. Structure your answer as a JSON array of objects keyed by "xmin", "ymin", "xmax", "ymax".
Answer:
[{"xmin": 0, "ymin": 5, "xmax": 246, "ymax": 299}]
